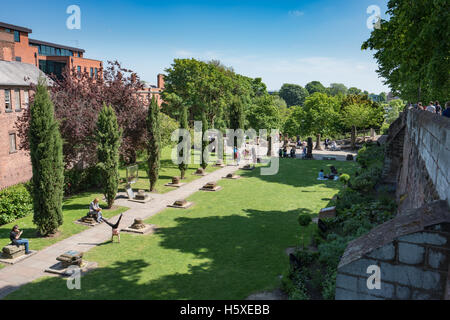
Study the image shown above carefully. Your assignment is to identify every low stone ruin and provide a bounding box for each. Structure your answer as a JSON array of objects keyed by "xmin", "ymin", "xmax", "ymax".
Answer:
[
  {"xmin": 168, "ymin": 199, "xmax": 194, "ymax": 209},
  {"xmin": 194, "ymin": 168, "xmax": 207, "ymax": 176},
  {"xmin": 122, "ymin": 218, "xmax": 156, "ymax": 235},
  {"xmin": 2, "ymin": 244, "xmax": 26, "ymax": 259},
  {"xmin": 224, "ymin": 173, "xmax": 241, "ymax": 180},
  {"xmin": 200, "ymin": 181, "xmax": 222, "ymax": 192},
  {"xmin": 165, "ymin": 176, "xmax": 185, "ymax": 188}
]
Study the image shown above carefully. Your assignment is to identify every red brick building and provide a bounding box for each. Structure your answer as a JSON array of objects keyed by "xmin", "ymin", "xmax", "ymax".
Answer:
[
  {"xmin": 138, "ymin": 73, "xmax": 165, "ymax": 107},
  {"xmin": 0, "ymin": 21, "xmax": 102, "ymax": 79},
  {"xmin": 0, "ymin": 60, "xmax": 51, "ymax": 189}
]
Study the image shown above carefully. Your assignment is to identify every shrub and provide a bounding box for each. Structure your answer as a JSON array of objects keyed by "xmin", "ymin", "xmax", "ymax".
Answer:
[
  {"xmin": 322, "ymin": 267, "xmax": 337, "ymax": 300},
  {"xmin": 339, "ymin": 173, "xmax": 350, "ymax": 185},
  {"xmin": 0, "ymin": 184, "xmax": 33, "ymax": 225},
  {"xmin": 298, "ymin": 214, "xmax": 312, "ymax": 227},
  {"xmin": 64, "ymin": 167, "xmax": 101, "ymax": 196}
]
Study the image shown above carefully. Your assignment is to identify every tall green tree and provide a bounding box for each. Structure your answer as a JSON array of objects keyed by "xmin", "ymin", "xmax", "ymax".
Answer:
[
  {"xmin": 305, "ymin": 81, "xmax": 327, "ymax": 95},
  {"xmin": 362, "ymin": 0, "xmax": 449, "ymax": 102},
  {"xmin": 328, "ymin": 83, "xmax": 348, "ymax": 96},
  {"xmin": 279, "ymin": 84, "xmax": 309, "ymax": 107},
  {"xmin": 29, "ymin": 79, "xmax": 64, "ymax": 236},
  {"xmin": 302, "ymin": 93, "xmax": 340, "ymax": 149},
  {"xmin": 147, "ymin": 97, "xmax": 161, "ymax": 192},
  {"xmin": 178, "ymin": 105, "xmax": 189, "ymax": 179},
  {"xmin": 96, "ymin": 104, "xmax": 122, "ymax": 208}
]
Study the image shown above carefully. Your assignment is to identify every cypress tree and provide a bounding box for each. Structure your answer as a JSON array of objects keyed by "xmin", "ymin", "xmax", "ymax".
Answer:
[
  {"xmin": 201, "ymin": 112, "xmax": 208, "ymax": 170},
  {"xmin": 147, "ymin": 96, "xmax": 161, "ymax": 192},
  {"xmin": 96, "ymin": 104, "xmax": 122, "ymax": 208},
  {"xmin": 178, "ymin": 105, "xmax": 189, "ymax": 179},
  {"xmin": 29, "ymin": 79, "xmax": 64, "ymax": 236},
  {"xmin": 230, "ymin": 96, "xmax": 245, "ymax": 149}
]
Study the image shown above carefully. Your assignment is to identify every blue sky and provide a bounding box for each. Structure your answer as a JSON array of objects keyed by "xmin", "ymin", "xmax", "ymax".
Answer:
[{"xmin": 1, "ymin": 0, "xmax": 390, "ymax": 93}]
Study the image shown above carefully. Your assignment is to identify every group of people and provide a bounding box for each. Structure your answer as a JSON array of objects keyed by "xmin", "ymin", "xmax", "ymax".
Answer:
[
  {"xmin": 317, "ymin": 166, "xmax": 341, "ymax": 181},
  {"xmin": 279, "ymin": 146, "xmax": 297, "ymax": 158},
  {"xmin": 414, "ymin": 101, "xmax": 450, "ymax": 118}
]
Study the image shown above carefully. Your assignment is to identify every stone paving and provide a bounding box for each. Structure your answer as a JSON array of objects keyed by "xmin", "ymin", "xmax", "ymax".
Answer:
[{"xmin": 0, "ymin": 164, "xmax": 240, "ymax": 299}]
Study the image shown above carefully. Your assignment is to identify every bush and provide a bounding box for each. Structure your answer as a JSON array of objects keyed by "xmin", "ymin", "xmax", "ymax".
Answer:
[
  {"xmin": 0, "ymin": 184, "xmax": 33, "ymax": 225},
  {"xmin": 298, "ymin": 214, "xmax": 312, "ymax": 227},
  {"xmin": 339, "ymin": 173, "xmax": 350, "ymax": 185},
  {"xmin": 322, "ymin": 267, "xmax": 337, "ymax": 300},
  {"xmin": 64, "ymin": 167, "xmax": 101, "ymax": 196}
]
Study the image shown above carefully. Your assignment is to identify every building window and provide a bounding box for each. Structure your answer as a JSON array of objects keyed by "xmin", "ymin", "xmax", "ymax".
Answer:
[
  {"xmin": 15, "ymin": 56, "xmax": 22, "ymax": 62},
  {"xmin": 14, "ymin": 90, "xmax": 21, "ymax": 111},
  {"xmin": 9, "ymin": 133, "xmax": 17, "ymax": 153},
  {"xmin": 14, "ymin": 31, "xmax": 20, "ymax": 42},
  {"xmin": 24, "ymin": 91, "xmax": 29, "ymax": 108},
  {"xmin": 77, "ymin": 66, "xmax": 81, "ymax": 75},
  {"xmin": 5, "ymin": 90, "xmax": 12, "ymax": 112},
  {"xmin": 90, "ymin": 67, "xmax": 94, "ymax": 78},
  {"xmin": 94, "ymin": 68, "xmax": 98, "ymax": 79}
]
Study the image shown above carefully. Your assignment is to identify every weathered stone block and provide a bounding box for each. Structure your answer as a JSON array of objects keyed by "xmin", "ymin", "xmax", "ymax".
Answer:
[
  {"xmin": 380, "ymin": 262, "xmax": 442, "ymax": 290},
  {"xmin": 357, "ymin": 278, "xmax": 395, "ymax": 299},
  {"xmin": 2, "ymin": 244, "xmax": 25, "ymax": 259},
  {"xmin": 338, "ymin": 258, "xmax": 378, "ymax": 278},
  {"xmin": 398, "ymin": 242, "xmax": 425, "ymax": 265},
  {"xmin": 366, "ymin": 243, "xmax": 396, "ymax": 261},
  {"xmin": 335, "ymin": 274, "xmax": 358, "ymax": 291},
  {"xmin": 427, "ymin": 248, "xmax": 448, "ymax": 271},
  {"xmin": 335, "ymin": 288, "xmax": 384, "ymax": 300},
  {"xmin": 397, "ymin": 232, "xmax": 447, "ymax": 246},
  {"xmin": 395, "ymin": 285, "xmax": 411, "ymax": 300}
]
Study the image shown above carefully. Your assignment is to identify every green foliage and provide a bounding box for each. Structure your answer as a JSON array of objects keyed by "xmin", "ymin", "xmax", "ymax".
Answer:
[
  {"xmin": 0, "ymin": 185, "xmax": 33, "ymax": 225},
  {"xmin": 339, "ymin": 174, "xmax": 350, "ymax": 185},
  {"xmin": 96, "ymin": 104, "xmax": 122, "ymax": 208},
  {"xmin": 328, "ymin": 83, "xmax": 348, "ymax": 96},
  {"xmin": 298, "ymin": 214, "xmax": 312, "ymax": 227},
  {"xmin": 305, "ymin": 81, "xmax": 327, "ymax": 95},
  {"xmin": 302, "ymin": 93, "xmax": 340, "ymax": 137},
  {"xmin": 321, "ymin": 267, "xmax": 337, "ymax": 300},
  {"xmin": 246, "ymin": 94, "xmax": 281, "ymax": 131},
  {"xmin": 356, "ymin": 143, "xmax": 385, "ymax": 168},
  {"xmin": 147, "ymin": 97, "xmax": 161, "ymax": 192},
  {"xmin": 279, "ymin": 83, "xmax": 309, "ymax": 107},
  {"xmin": 64, "ymin": 167, "xmax": 101, "ymax": 196},
  {"xmin": 362, "ymin": 0, "xmax": 450, "ymax": 103},
  {"xmin": 29, "ymin": 79, "xmax": 64, "ymax": 236},
  {"xmin": 160, "ymin": 113, "xmax": 179, "ymax": 148}
]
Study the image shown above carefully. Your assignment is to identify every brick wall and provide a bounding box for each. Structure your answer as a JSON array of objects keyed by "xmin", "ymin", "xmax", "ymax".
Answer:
[{"xmin": 0, "ymin": 87, "xmax": 32, "ymax": 189}]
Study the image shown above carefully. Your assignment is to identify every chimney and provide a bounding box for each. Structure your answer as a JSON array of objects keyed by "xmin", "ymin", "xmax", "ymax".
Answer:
[{"xmin": 157, "ymin": 74, "xmax": 165, "ymax": 89}]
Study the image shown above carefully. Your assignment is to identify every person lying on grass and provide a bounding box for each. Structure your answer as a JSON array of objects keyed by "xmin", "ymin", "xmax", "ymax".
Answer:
[
  {"xmin": 103, "ymin": 214, "xmax": 123, "ymax": 243},
  {"xmin": 10, "ymin": 225, "xmax": 31, "ymax": 254}
]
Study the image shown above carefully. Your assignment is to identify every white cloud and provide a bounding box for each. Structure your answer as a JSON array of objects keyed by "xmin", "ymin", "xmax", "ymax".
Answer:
[{"xmin": 289, "ymin": 10, "xmax": 305, "ymax": 17}]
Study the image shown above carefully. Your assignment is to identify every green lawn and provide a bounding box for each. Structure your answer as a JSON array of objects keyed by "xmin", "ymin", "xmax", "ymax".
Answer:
[
  {"xmin": 0, "ymin": 192, "xmax": 128, "ymax": 253},
  {"xmin": 5, "ymin": 159, "xmax": 356, "ymax": 300},
  {"xmin": 119, "ymin": 147, "xmax": 220, "ymax": 194}
]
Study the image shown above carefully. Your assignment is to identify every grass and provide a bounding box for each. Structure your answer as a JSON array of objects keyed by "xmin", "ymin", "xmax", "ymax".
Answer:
[
  {"xmin": 5, "ymin": 159, "xmax": 357, "ymax": 300},
  {"xmin": 0, "ymin": 192, "xmax": 128, "ymax": 253},
  {"xmin": 119, "ymin": 147, "xmax": 220, "ymax": 194}
]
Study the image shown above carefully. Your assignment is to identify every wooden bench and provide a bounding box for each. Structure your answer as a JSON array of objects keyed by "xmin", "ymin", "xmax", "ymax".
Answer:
[{"xmin": 2, "ymin": 244, "xmax": 26, "ymax": 259}]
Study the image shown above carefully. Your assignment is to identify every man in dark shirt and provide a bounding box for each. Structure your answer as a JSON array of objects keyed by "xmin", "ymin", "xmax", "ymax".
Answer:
[
  {"xmin": 443, "ymin": 102, "xmax": 450, "ymax": 118},
  {"xmin": 10, "ymin": 225, "xmax": 30, "ymax": 254}
]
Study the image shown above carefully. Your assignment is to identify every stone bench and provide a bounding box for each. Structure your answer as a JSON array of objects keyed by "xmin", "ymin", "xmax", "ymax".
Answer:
[{"xmin": 2, "ymin": 244, "xmax": 26, "ymax": 259}]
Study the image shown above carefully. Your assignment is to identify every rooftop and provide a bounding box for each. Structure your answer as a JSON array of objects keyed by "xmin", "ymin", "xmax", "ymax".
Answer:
[
  {"xmin": 0, "ymin": 21, "xmax": 32, "ymax": 33},
  {"xmin": 29, "ymin": 38, "xmax": 85, "ymax": 53},
  {"xmin": 0, "ymin": 60, "xmax": 51, "ymax": 86}
]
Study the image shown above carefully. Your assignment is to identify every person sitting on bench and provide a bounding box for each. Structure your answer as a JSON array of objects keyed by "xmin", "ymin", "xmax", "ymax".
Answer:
[
  {"xmin": 89, "ymin": 198, "xmax": 103, "ymax": 223},
  {"xmin": 10, "ymin": 225, "xmax": 30, "ymax": 254}
]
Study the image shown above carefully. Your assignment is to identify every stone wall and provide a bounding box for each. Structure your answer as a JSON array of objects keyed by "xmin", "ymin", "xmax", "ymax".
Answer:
[
  {"xmin": 336, "ymin": 201, "xmax": 450, "ymax": 300},
  {"xmin": 396, "ymin": 109, "xmax": 450, "ymax": 211}
]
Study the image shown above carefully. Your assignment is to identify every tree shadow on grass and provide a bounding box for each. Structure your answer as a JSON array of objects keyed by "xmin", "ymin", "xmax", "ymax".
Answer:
[{"xmin": 5, "ymin": 208, "xmax": 304, "ymax": 300}]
